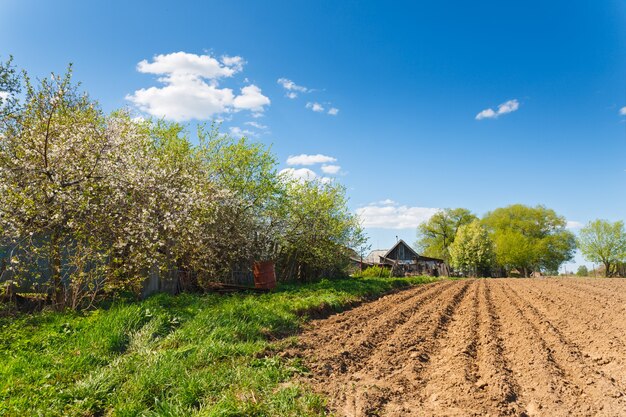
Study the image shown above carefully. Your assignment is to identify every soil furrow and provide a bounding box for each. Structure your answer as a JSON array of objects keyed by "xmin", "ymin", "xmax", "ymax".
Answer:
[
  {"xmin": 300, "ymin": 281, "xmax": 451, "ymax": 349},
  {"xmin": 337, "ymin": 280, "xmax": 471, "ymax": 416},
  {"xmin": 478, "ymin": 279, "xmax": 523, "ymax": 416},
  {"xmin": 394, "ymin": 280, "xmax": 497, "ymax": 416},
  {"xmin": 502, "ymin": 281, "xmax": 626, "ymax": 416},
  {"xmin": 300, "ymin": 280, "xmax": 456, "ymax": 378},
  {"xmin": 515, "ymin": 280, "xmax": 626, "ymax": 380},
  {"xmin": 492, "ymin": 280, "xmax": 586, "ymax": 416},
  {"xmin": 294, "ymin": 278, "xmax": 626, "ymax": 417},
  {"xmin": 554, "ymin": 279, "xmax": 626, "ymax": 305}
]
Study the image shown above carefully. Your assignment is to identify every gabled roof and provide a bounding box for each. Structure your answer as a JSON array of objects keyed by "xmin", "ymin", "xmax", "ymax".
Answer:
[
  {"xmin": 382, "ymin": 239, "xmax": 420, "ymax": 260},
  {"xmin": 364, "ymin": 249, "xmax": 387, "ymax": 264}
]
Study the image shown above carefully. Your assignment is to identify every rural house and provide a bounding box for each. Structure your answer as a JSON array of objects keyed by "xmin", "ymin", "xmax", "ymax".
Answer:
[{"xmin": 363, "ymin": 239, "xmax": 448, "ymax": 276}]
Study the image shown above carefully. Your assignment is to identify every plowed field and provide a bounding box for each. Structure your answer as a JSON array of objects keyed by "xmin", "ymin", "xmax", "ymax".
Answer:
[{"xmin": 295, "ymin": 278, "xmax": 626, "ymax": 416}]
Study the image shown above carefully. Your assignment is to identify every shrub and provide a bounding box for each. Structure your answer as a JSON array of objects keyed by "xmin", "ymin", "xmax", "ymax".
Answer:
[{"xmin": 354, "ymin": 266, "xmax": 391, "ymax": 278}]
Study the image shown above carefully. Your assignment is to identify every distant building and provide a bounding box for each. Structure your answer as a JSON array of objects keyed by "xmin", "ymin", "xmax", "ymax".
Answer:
[{"xmin": 364, "ymin": 239, "xmax": 448, "ymax": 277}]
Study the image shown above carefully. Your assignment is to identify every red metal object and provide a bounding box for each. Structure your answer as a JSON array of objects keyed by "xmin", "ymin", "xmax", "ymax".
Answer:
[{"xmin": 253, "ymin": 261, "xmax": 277, "ymax": 290}]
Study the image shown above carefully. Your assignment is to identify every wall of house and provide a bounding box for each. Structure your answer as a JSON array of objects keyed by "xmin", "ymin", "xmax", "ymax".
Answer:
[{"xmin": 386, "ymin": 242, "xmax": 416, "ymax": 263}]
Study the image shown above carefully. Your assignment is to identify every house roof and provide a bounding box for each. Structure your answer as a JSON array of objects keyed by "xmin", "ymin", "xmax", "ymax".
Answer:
[
  {"xmin": 364, "ymin": 249, "xmax": 387, "ymax": 264},
  {"xmin": 383, "ymin": 239, "xmax": 420, "ymax": 260}
]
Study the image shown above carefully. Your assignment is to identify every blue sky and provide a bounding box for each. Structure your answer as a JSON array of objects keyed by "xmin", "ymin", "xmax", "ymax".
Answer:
[{"xmin": 2, "ymin": 0, "xmax": 625, "ymax": 270}]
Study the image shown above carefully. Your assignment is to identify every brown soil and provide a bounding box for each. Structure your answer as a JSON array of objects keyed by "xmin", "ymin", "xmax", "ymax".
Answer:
[{"xmin": 293, "ymin": 278, "xmax": 626, "ymax": 416}]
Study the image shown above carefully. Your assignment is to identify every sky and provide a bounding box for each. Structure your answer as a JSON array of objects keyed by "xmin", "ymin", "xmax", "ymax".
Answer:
[{"xmin": 1, "ymin": 0, "xmax": 625, "ymax": 271}]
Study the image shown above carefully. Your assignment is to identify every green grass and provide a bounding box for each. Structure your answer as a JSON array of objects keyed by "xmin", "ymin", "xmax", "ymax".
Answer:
[{"xmin": 0, "ymin": 276, "xmax": 438, "ymax": 416}]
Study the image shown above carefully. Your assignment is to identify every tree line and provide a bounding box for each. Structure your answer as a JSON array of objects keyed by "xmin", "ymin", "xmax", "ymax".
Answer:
[
  {"xmin": 416, "ymin": 206, "xmax": 626, "ymax": 278},
  {"xmin": 0, "ymin": 59, "xmax": 364, "ymax": 309}
]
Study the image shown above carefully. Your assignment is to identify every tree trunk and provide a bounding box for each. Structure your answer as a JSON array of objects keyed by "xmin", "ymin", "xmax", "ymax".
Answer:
[
  {"xmin": 604, "ymin": 261, "xmax": 612, "ymax": 278},
  {"xmin": 51, "ymin": 232, "xmax": 64, "ymax": 310}
]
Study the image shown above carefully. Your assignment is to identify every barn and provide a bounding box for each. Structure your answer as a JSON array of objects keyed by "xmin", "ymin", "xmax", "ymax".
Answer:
[{"xmin": 364, "ymin": 239, "xmax": 448, "ymax": 277}]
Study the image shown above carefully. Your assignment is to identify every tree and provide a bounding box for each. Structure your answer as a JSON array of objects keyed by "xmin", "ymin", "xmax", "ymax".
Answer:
[
  {"xmin": 577, "ymin": 220, "xmax": 626, "ymax": 277},
  {"xmin": 482, "ymin": 204, "xmax": 576, "ymax": 277},
  {"xmin": 416, "ymin": 208, "xmax": 477, "ymax": 262},
  {"xmin": 0, "ymin": 66, "xmax": 115, "ymax": 307},
  {"xmin": 449, "ymin": 220, "xmax": 494, "ymax": 277},
  {"xmin": 275, "ymin": 178, "xmax": 365, "ymax": 281},
  {"xmin": 576, "ymin": 265, "xmax": 589, "ymax": 277}
]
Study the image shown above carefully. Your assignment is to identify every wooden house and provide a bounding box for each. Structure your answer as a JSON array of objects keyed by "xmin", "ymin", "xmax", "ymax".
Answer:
[{"xmin": 364, "ymin": 239, "xmax": 448, "ymax": 277}]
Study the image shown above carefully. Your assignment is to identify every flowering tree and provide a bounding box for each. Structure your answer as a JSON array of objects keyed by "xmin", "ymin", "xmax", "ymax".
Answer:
[
  {"xmin": 0, "ymin": 66, "xmax": 115, "ymax": 308},
  {"xmin": 0, "ymin": 62, "xmax": 365, "ymax": 308}
]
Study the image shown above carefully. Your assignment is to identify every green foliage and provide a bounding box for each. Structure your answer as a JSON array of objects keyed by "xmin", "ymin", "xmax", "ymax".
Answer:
[
  {"xmin": 449, "ymin": 221, "xmax": 494, "ymax": 277},
  {"xmin": 577, "ymin": 219, "xmax": 626, "ymax": 277},
  {"xmin": 416, "ymin": 208, "xmax": 477, "ymax": 262},
  {"xmin": 0, "ymin": 276, "xmax": 436, "ymax": 416},
  {"xmin": 0, "ymin": 64, "xmax": 364, "ymax": 308},
  {"xmin": 353, "ymin": 265, "xmax": 391, "ymax": 278},
  {"xmin": 276, "ymin": 179, "xmax": 365, "ymax": 281},
  {"xmin": 482, "ymin": 204, "xmax": 576, "ymax": 276},
  {"xmin": 576, "ymin": 265, "xmax": 589, "ymax": 277}
]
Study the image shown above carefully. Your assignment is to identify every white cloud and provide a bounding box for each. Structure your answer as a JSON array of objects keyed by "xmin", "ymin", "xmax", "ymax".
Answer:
[
  {"xmin": 277, "ymin": 78, "xmax": 309, "ymax": 98},
  {"xmin": 279, "ymin": 168, "xmax": 332, "ymax": 183},
  {"xmin": 286, "ymin": 153, "xmax": 337, "ymax": 166},
  {"xmin": 0, "ymin": 91, "xmax": 9, "ymax": 101},
  {"xmin": 229, "ymin": 126, "xmax": 258, "ymax": 138},
  {"xmin": 356, "ymin": 201, "xmax": 440, "ymax": 229},
  {"xmin": 136, "ymin": 51, "xmax": 241, "ymax": 79},
  {"xmin": 306, "ymin": 102, "xmax": 325, "ymax": 112},
  {"xmin": 566, "ymin": 220, "xmax": 583, "ymax": 229},
  {"xmin": 327, "ymin": 107, "xmax": 339, "ymax": 116},
  {"xmin": 476, "ymin": 108, "xmax": 497, "ymax": 120},
  {"xmin": 476, "ymin": 99, "xmax": 520, "ymax": 120},
  {"xmin": 321, "ymin": 164, "xmax": 341, "ymax": 174},
  {"xmin": 244, "ymin": 121, "xmax": 268, "ymax": 129},
  {"xmin": 280, "ymin": 168, "xmax": 317, "ymax": 181},
  {"xmin": 377, "ymin": 199, "xmax": 396, "ymax": 206},
  {"xmin": 233, "ymin": 85, "xmax": 271, "ymax": 112},
  {"xmin": 127, "ymin": 51, "xmax": 270, "ymax": 121},
  {"xmin": 220, "ymin": 55, "xmax": 245, "ymax": 72},
  {"xmin": 620, "ymin": 106, "xmax": 626, "ymax": 116}
]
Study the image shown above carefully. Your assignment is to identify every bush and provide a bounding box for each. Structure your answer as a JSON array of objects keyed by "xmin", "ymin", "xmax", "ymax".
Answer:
[
  {"xmin": 576, "ymin": 265, "xmax": 589, "ymax": 277},
  {"xmin": 353, "ymin": 266, "xmax": 391, "ymax": 278}
]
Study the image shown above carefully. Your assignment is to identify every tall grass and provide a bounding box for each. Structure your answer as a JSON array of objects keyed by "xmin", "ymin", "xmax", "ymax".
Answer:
[{"xmin": 0, "ymin": 276, "xmax": 437, "ymax": 416}]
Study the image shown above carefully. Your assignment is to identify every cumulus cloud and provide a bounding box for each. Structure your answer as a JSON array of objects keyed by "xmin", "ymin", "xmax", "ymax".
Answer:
[
  {"xmin": 233, "ymin": 85, "xmax": 271, "ymax": 112},
  {"xmin": 306, "ymin": 102, "xmax": 325, "ymax": 112},
  {"xmin": 327, "ymin": 107, "xmax": 339, "ymax": 116},
  {"xmin": 277, "ymin": 78, "xmax": 309, "ymax": 98},
  {"xmin": 620, "ymin": 106, "xmax": 626, "ymax": 116},
  {"xmin": 0, "ymin": 91, "xmax": 9, "ymax": 101},
  {"xmin": 127, "ymin": 51, "xmax": 270, "ymax": 121},
  {"xmin": 566, "ymin": 220, "xmax": 584, "ymax": 229},
  {"xmin": 286, "ymin": 154, "xmax": 337, "ymax": 166},
  {"xmin": 476, "ymin": 99, "xmax": 520, "ymax": 120},
  {"xmin": 136, "ymin": 51, "xmax": 241, "ymax": 79},
  {"xmin": 321, "ymin": 164, "xmax": 341, "ymax": 174},
  {"xmin": 356, "ymin": 201, "xmax": 440, "ymax": 229}
]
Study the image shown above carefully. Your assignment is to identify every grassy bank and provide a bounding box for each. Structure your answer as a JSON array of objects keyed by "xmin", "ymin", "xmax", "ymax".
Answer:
[{"xmin": 0, "ymin": 276, "xmax": 438, "ymax": 416}]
